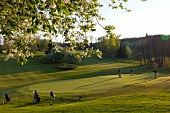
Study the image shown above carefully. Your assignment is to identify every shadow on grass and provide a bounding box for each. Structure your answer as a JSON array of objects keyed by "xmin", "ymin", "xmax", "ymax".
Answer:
[
  {"xmin": 0, "ymin": 56, "xmax": 133, "ymax": 76},
  {"xmin": 0, "ymin": 57, "xmax": 58, "ymax": 76},
  {"xmin": 13, "ymin": 102, "xmax": 38, "ymax": 107},
  {"xmin": 12, "ymin": 66, "xmax": 156, "ymax": 90},
  {"xmin": 13, "ymin": 97, "xmax": 86, "ymax": 108},
  {"xmin": 0, "ymin": 55, "xmax": 153, "ymax": 77},
  {"xmin": 67, "ymin": 65, "xmax": 153, "ymax": 80},
  {"xmin": 76, "ymin": 78, "xmax": 118, "ymax": 89},
  {"xmin": 13, "ymin": 98, "xmax": 49, "ymax": 108},
  {"xmin": 1, "ymin": 55, "xmax": 167, "ymax": 79},
  {"xmin": 55, "ymin": 97, "xmax": 85, "ymax": 104},
  {"xmin": 0, "ymin": 62, "xmax": 157, "ymax": 93}
]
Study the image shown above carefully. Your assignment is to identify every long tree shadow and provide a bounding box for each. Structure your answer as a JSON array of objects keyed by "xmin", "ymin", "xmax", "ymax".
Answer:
[
  {"xmin": 0, "ymin": 57, "xmax": 58, "ymax": 76},
  {"xmin": 76, "ymin": 78, "xmax": 118, "ymax": 89},
  {"xmin": 67, "ymin": 65, "xmax": 152, "ymax": 80},
  {"xmin": 0, "ymin": 56, "xmax": 117, "ymax": 76},
  {"xmin": 0, "ymin": 64, "xmax": 155, "ymax": 93},
  {"xmin": 0, "ymin": 56, "xmax": 136, "ymax": 76}
]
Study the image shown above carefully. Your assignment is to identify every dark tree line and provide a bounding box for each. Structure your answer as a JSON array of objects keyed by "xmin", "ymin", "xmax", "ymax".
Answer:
[
  {"xmin": 133, "ymin": 35, "xmax": 170, "ymax": 66},
  {"xmin": 116, "ymin": 43, "xmax": 128, "ymax": 58}
]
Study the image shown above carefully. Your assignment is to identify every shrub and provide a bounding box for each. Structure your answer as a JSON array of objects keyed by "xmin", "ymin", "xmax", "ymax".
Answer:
[
  {"xmin": 65, "ymin": 54, "xmax": 76, "ymax": 64},
  {"xmin": 52, "ymin": 52, "xmax": 64, "ymax": 63},
  {"xmin": 65, "ymin": 54, "xmax": 82, "ymax": 64},
  {"xmin": 45, "ymin": 45, "xmax": 82, "ymax": 64},
  {"xmin": 75, "ymin": 54, "xmax": 82, "ymax": 63},
  {"xmin": 153, "ymin": 62, "xmax": 158, "ymax": 69},
  {"xmin": 57, "ymin": 63, "xmax": 77, "ymax": 70},
  {"xmin": 163, "ymin": 57, "xmax": 170, "ymax": 69}
]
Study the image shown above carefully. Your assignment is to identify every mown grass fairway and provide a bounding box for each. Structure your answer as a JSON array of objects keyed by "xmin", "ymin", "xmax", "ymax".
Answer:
[{"xmin": 0, "ymin": 53, "xmax": 170, "ymax": 112}]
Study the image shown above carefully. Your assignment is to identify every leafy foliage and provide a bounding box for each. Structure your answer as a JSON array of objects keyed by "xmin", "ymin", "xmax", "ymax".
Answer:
[
  {"xmin": 96, "ymin": 34, "xmax": 120, "ymax": 58},
  {"xmin": 152, "ymin": 62, "xmax": 158, "ymax": 69},
  {"xmin": 46, "ymin": 45, "xmax": 82, "ymax": 64},
  {"xmin": 36, "ymin": 38, "xmax": 49, "ymax": 52},
  {"xmin": 0, "ymin": 0, "xmax": 146, "ymax": 64},
  {"xmin": 163, "ymin": 57, "xmax": 170, "ymax": 69}
]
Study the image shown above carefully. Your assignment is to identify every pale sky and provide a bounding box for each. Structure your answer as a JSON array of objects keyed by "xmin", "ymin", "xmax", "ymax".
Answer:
[{"xmin": 89, "ymin": 0, "xmax": 170, "ymax": 39}]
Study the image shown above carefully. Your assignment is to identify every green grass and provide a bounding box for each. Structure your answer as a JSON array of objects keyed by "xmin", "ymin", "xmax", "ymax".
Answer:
[{"xmin": 0, "ymin": 53, "xmax": 170, "ymax": 112}]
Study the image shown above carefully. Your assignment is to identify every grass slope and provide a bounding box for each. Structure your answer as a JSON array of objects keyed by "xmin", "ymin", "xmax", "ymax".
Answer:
[{"xmin": 0, "ymin": 53, "xmax": 170, "ymax": 112}]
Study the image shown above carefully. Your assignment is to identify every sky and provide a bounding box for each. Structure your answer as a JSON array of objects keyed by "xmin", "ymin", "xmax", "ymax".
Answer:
[
  {"xmin": 89, "ymin": 0, "xmax": 170, "ymax": 39},
  {"xmin": 2, "ymin": 0, "xmax": 169, "ymax": 43}
]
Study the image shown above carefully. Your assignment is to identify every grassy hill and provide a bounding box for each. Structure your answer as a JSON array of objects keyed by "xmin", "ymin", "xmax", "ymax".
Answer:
[{"xmin": 0, "ymin": 52, "xmax": 170, "ymax": 112}]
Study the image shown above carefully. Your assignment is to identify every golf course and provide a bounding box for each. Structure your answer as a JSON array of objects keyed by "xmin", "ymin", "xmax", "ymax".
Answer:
[
  {"xmin": 1, "ymin": 0, "xmax": 170, "ymax": 112},
  {"xmin": 0, "ymin": 52, "xmax": 170, "ymax": 113}
]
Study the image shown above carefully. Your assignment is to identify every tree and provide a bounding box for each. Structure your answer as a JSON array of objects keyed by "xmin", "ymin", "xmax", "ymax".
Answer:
[
  {"xmin": 0, "ymin": 0, "xmax": 146, "ymax": 64},
  {"xmin": 126, "ymin": 46, "xmax": 132, "ymax": 58},
  {"xmin": 163, "ymin": 57, "xmax": 170, "ymax": 69},
  {"xmin": 133, "ymin": 35, "xmax": 170, "ymax": 67},
  {"xmin": 0, "ymin": 35, "xmax": 3, "ymax": 45},
  {"xmin": 47, "ymin": 45, "xmax": 82, "ymax": 64},
  {"xmin": 96, "ymin": 34, "xmax": 120, "ymax": 58},
  {"xmin": 0, "ymin": 34, "xmax": 3, "ymax": 52},
  {"xmin": 117, "ymin": 43, "xmax": 128, "ymax": 58}
]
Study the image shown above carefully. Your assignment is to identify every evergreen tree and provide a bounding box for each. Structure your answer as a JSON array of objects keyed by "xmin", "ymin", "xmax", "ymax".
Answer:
[{"xmin": 117, "ymin": 43, "xmax": 128, "ymax": 58}]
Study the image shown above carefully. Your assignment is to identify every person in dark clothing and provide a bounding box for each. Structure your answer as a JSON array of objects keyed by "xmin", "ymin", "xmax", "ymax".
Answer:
[
  {"xmin": 3, "ymin": 92, "xmax": 10, "ymax": 103},
  {"xmin": 130, "ymin": 69, "xmax": 133, "ymax": 76},
  {"xmin": 118, "ymin": 69, "xmax": 121, "ymax": 78},
  {"xmin": 50, "ymin": 91, "xmax": 55, "ymax": 100},
  {"xmin": 153, "ymin": 69, "xmax": 157, "ymax": 79},
  {"xmin": 33, "ymin": 90, "xmax": 40, "ymax": 102}
]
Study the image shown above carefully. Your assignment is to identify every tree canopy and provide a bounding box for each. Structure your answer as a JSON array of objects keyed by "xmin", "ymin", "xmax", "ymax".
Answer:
[{"xmin": 0, "ymin": 0, "xmax": 146, "ymax": 65}]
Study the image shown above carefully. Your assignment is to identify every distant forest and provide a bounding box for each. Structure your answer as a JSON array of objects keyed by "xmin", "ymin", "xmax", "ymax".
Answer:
[
  {"xmin": 0, "ymin": 34, "xmax": 170, "ymax": 67},
  {"xmin": 58, "ymin": 34, "xmax": 170, "ymax": 67},
  {"xmin": 121, "ymin": 34, "xmax": 170, "ymax": 66}
]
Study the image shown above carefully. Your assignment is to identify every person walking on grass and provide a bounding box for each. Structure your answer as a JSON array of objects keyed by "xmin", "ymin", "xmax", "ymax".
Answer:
[
  {"xmin": 118, "ymin": 69, "xmax": 121, "ymax": 78},
  {"xmin": 130, "ymin": 69, "xmax": 133, "ymax": 76},
  {"xmin": 153, "ymin": 69, "xmax": 157, "ymax": 79}
]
